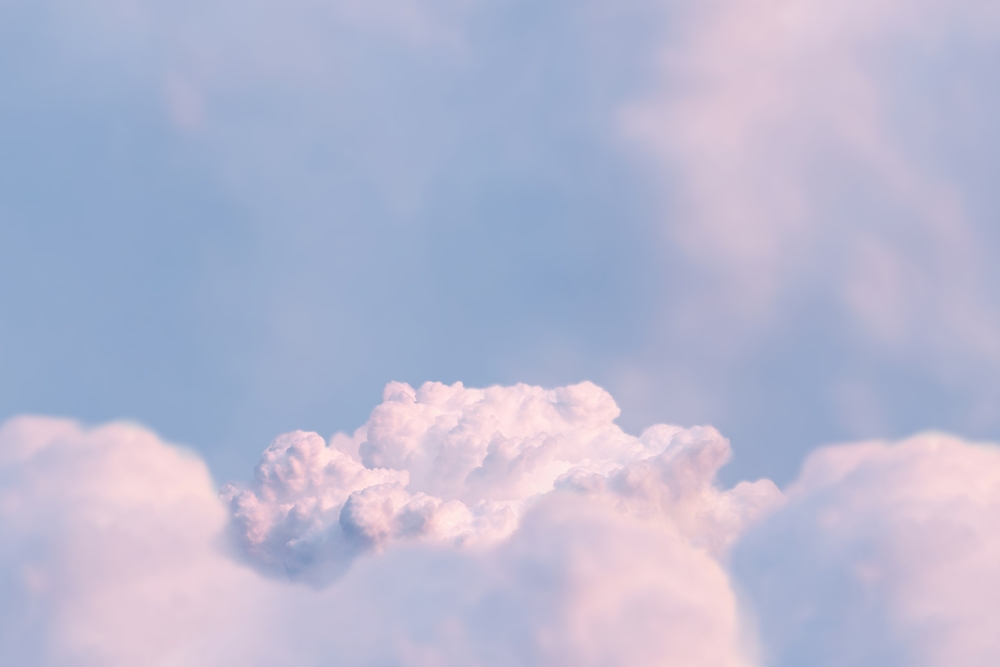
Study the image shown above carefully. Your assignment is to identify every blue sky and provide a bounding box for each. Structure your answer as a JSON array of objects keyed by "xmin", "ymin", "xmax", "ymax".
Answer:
[
  {"xmin": 4, "ymin": 3, "xmax": 1000, "ymax": 664},
  {"xmin": 3, "ymin": 0, "xmax": 1000, "ymax": 486}
]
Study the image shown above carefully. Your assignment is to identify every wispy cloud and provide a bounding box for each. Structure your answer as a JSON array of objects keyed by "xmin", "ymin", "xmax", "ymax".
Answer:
[{"xmin": 624, "ymin": 0, "xmax": 1000, "ymax": 382}]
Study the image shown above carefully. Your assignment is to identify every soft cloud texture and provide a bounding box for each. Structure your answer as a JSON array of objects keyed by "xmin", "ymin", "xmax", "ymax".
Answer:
[
  {"xmin": 223, "ymin": 381, "xmax": 779, "ymax": 583},
  {"xmin": 622, "ymin": 0, "xmax": 1000, "ymax": 440},
  {"xmin": 3, "ymin": 382, "xmax": 1000, "ymax": 666},
  {"xmin": 0, "ymin": 417, "xmax": 273, "ymax": 665},
  {"xmin": 0, "ymin": 383, "xmax": 767, "ymax": 666},
  {"xmin": 734, "ymin": 433, "xmax": 1000, "ymax": 667},
  {"xmin": 627, "ymin": 0, "xmax": 1000, "ymax": 334},
  {"xmin": 5, "ymin": 0, "xmax": 1000, "ymax": 660}
]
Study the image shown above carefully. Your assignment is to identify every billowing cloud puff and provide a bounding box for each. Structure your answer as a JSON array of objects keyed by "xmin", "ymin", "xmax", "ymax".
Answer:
[
  {"xmin": 0, "ymin": 416, "xmax": 276, "ymax": 665},
  {"xmin": 3, "ymin": 383, "xmax": 1000, "ymax": 666},
  {"xmin": 733, "ymin": 433, "xmax": 1000, "ymax": 667},
  {"xmin": 287, "ymin": 497, "xmax": 757, "ymax": 667},
  {"xmin": 222, "ymin": 381, "xmax": 780, "ymax": 582}
]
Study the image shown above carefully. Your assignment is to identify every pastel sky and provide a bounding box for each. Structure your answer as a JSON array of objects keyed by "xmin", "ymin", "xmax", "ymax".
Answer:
[
  {"xmin": 4, "ymin": 0, "xmax": 1000, "ymax": 486},
  {"xmin": 2, "ymin": 1, "xmax": 1000, "ymax": 664}
]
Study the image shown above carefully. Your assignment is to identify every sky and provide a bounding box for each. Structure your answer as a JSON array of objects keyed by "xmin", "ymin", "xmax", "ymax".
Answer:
[
  {"xmin": 3, "ymin": 0, "xmax": 1000, "ymax": 487},
  {"xmin": 2, "ymin": 1, "xmax": 1000, "ymax": 663}
]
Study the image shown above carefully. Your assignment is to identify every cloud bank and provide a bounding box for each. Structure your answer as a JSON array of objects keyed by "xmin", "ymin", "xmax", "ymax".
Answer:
[
  {"xmin": 2, "ymin": 381, "xmax": 999, "ymax": 665},
  {"xmin": 734, "ymin": 433, "xmax": 1000, "ymax": 667}
]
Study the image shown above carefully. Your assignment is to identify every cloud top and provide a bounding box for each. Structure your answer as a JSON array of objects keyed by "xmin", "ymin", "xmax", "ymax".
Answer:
[{"xmin": 223, "ymin": 380, "xmax": 780, "ymax": 582}]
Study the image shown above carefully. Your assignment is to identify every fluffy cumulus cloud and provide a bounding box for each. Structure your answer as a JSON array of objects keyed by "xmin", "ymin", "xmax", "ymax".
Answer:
[
  {"xmin": 733, "ymin": 433, "xmax": 1000, "ymax": 667},
  {"xmin": 0, "ymin": 382, "xmax": 772, "ymax": 666},
  {"xmin": 2, "ymin": 381, "xmax": 1000, "ymax": 666},
  {"xmin": 223, "ymin": 381, "xmax": 779, "ymax": 583},
  {"xmin": 0, "ymin": 417, "xmax": 276, "ymax": 665}
]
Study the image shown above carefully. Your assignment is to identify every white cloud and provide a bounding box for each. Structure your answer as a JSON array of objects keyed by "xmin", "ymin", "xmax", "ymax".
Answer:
[
  {"xmin": 0, "ymin": 416, "xmax": 277, "ymax": 666},
  {"xmin": 3, "ymin": 383, "xmax": 1000, "ymax": 665},
  {"xmin": 733, "ymin": 432, "xmax": 1000, "ymax": 666},
  {"xmin": 0, "ymin": 383, "xmax": 774, "ymax": 665},
  {"xmin": 280, "ymin": 496, "xmax": 758, "ymax": 667},
  {"xmin": 223, "ymin": 381, "xmax": 780, "ymax": 583}
]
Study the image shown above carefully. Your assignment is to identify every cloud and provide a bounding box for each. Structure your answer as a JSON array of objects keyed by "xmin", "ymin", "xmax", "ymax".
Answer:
[
  {"xmin": 623, "ymin": 0, "xmax": 1000, "ymax": 372},
  {"xmin": 280, "ymin": 496, "xmax": 757, "ymax": 667},
  {"xmin": 223, "ymin": 381, "xmax": 780, "ymax": 583},
  {"xmin": 732, "ymin": 432, "xmax": 1000, "ymax": 667},
  {"xmin": 3, "ymin": 383, "xmax": 1000, "ymax": 665},
  {"xmin": 0, "ymin": 383, "xmax": 773, "ymax": 665},
  {"xmin": 0, "ymin": 416, "xmax": 276, "ymax": 665}
]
